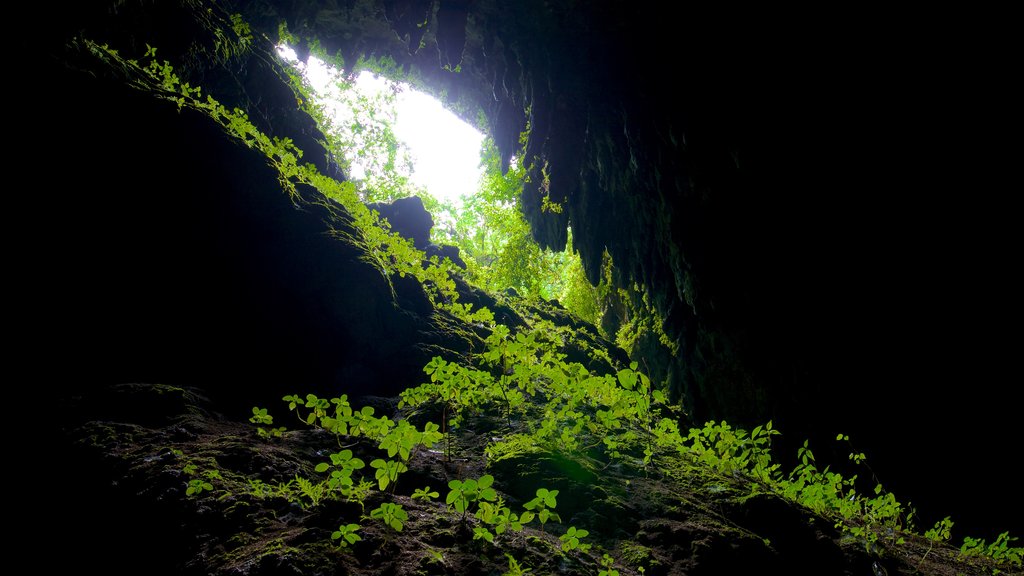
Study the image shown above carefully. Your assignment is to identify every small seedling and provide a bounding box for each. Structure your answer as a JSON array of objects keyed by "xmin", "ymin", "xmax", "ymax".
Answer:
[
  {"xmin": 474, "ymin": 526, "xmax": 495, "ymax": 543},
  {"xmin": 370, "ymin": 502, "xmax": 408, "ymax": 532},
  {"xmin": 446, "ymin": 475, "xmax": 498, "ymax": 520},
  {"xmin": 370, "ymin": 459, "xmax": 408, "ymax": 491},
  {"xmin": 331, "ymin": 523, "xmax": 362, "ymax": 548},
  {"xmin": 186, "ymin": 478, "xmax": 213, "ymax": 496},
  {"xmin": 598, "ymin": 554, "xmax": 620, "ymax": 576},
  {"xmin": 559, "ymin": 526, "xmax": 590, "ymax": 552},
  {"xmin": 250, "ymin": 406, "xmax": 286, "ymax": 439},
  {"xmin": 503, "ymin": 554, "xmax": 532, "ymax": 576},
  {"xmin": 521, "ymin": 488, "xmax": 559, "ymax": 533},
  {"xmin": 412, "ymin": 486, "xmax": 440, "ymax": 501}
]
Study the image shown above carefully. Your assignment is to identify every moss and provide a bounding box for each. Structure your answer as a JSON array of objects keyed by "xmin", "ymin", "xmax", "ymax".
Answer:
[
  {"xmin": 484, "ymin": 433, "xmax": 541, "ymax": 465},
  {"xmin": 619, "ymin": 541, "xmax": 659, "ymax": 571}
]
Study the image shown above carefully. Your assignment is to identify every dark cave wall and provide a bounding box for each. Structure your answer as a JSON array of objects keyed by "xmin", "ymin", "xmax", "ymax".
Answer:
[{"xmin": 20, "ymin": 1, "xmax": 484, "ymax": 413}]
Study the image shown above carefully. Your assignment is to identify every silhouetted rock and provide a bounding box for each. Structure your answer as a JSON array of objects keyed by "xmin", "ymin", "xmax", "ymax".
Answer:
[
  {"xmin": 368, "ymin": 195, "xmax": 434, "ymax": 249},
  {"xmin": 426, "ymin": 243, "xmax": 467, "ymax": 269}
]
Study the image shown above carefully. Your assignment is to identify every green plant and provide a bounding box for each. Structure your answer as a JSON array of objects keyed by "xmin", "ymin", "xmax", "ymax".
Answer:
[
  {"xmin": 347, "ymin": 479, "xmax": 375, "ymax": 512},
  {"xmin": 503, "ymin": 554, "xmax": 532, "ymax": 576},
  {"xmin": 412, "ymin": 486, "xmax": 440, "ymax": 501},
  {"xmin": 379, "ymin": 419, "xmax": 423, "ymax": 461},
  {"xmin": 920, "ymin": 516, "xmax": 953, "ymax": 566},
  {"xmin": 273, "ymin": 479, "xmax": 295, "ymax": 499},
  {"xmin": 598, "ymin": 554, "xmax": 620, "ymax": 576},
  {"xmin": 315, "ymin": 448, "xmax": 367, "ymax": 498},
  {"xmin": 370, "ymin": 502, "xmax": 408, "ymax": 532},
  {"xmin": 425, "ymin": 548, "xmax": 445, "ymax": 565},
  {"xmin": 249, "ymin": 407, "xmax": 286, "ymax": 439},
  {"xmin": 960, "ymin": 532, "xmax": 1022, "ymax": 568},
  {"xmin": 295, "ymin": 475, "xmax": 326, "ymax": 508},
  {"xmin": 559, "ymin": 526, "xmax": 590, "ymax": 552},
  {"xmin": 473, "ymin": 526, "xmax": 495, "ymax": 543},
  {"xmin": 247, "ymin": 478, "xmax": 271, "ymax": 498},
  {"xmin": 446, "ymin": 475, "xmax": 498, "ymax": 520},
  {"xmin": 331, "ymin": 523, "xmax": 362, "ymax": 548},
  {"xmin": 521, "ymin": 488, "xmax": 559, "ymax": 533},
  {"xmin": 476, "ymin": 497, "xmax": 524, "ymax": 536},
  {"xmin": 370, "ymin": 458, "xmax": 408, "ymax": 491},
  {"xmin": 619, "ymin": 540, "xmax": 658, "ymax": 573},
  {"xmin": 186, "ymin": 478, "xmax": 214, "ymax": 496}
]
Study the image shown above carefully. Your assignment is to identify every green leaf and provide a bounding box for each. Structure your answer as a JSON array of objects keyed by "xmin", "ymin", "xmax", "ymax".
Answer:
[
  {"xmin": 544, "ymin": 490, "xmax": 558, "ymax": 508},
  {"xmin": 314, "ymin": 463, "xmax": 329, "ymax": 473}
]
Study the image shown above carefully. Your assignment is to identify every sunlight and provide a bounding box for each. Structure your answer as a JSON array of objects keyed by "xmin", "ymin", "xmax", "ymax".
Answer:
[{"xmin": 277, "ymin": 46, "xmax": 484, "ymax": 205}]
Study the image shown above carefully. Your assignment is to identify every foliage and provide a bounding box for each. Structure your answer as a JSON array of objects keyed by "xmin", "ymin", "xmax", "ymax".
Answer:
[
  {"xmin": 307, "ymin": 65, "xmax": 427, "ymax": 205},
  {"xmin": 370, "ymin": 458, "xmax": 408, "ymax": 491},
  {"xmin": 476, "ymin": 496, "xmax": 525, "ymax": 537},
  {"xmin": 599, "ymin": 554, "xmax": 620, "ymax": 576},
  {"xmin": 249, "ymin": 407, "xmax": 286, "ymax": 439},
  {"xmin": 926, "ymin": 517, "xmax": 954, "ymax": 543},
  {"xmin": 412, "ymin": 486, "xmax": 440, "ymax": 501},
  {"xmin": 960, "ymin": 532, "xmax": 1022, "ymax": 568},
  {"xmin": 331, "ymin": 523, "xmax": 362, "ymax": 548},
  {"xmin": 446, "ymin": 475, "xmax": 498, "ymax": 518},
  {"xmin": 296, "ymin": 475, "xmax": 326, "ymax": 507},
  {"xmin": 429, "ymin": 141, "xmax": 603, "ymax": 323},
  {"xmin": 521, "ymin": 488, "xmax": 559, "ymax": 533},
  {"xmin": 503, "ymin": 554, "xmax": 532, "ymax": 576},
  {"xmin": 559, "ymin": 526, "xmax": 590, "ymax": 553},
  {"xmin": 614, "ymin": 282, "xmax": 677, "ymax": 358},
  {"xmin": 186, "ymin": 478, "xmax": 214, "ymax": 496},
  {"xmin": 920, "ymin": 516, "xmax": 953, "ymax": 565},
  {"xmin": 370, "ymin": 502, "xmax": 408, "ymax": 532}
]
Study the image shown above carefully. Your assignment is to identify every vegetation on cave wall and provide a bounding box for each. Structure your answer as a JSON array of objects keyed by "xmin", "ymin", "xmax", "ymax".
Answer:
[
  {"xmin": 28, "ymin": 1, "xmax": 1019, "ymax": 569},
  {"xmin": 60, "ymin": 4, "xmax": 1020, "ymax": 574}
]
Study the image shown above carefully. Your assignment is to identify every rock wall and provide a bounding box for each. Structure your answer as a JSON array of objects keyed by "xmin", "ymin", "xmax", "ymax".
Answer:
[{"xmin": 21, "ymin": 1, "xmax": 485, "ymax": 413}]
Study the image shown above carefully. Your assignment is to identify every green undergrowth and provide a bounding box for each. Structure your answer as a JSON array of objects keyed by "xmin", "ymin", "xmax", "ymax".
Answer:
[{"xmin": 78, "ymin": 23, "xmax": 1020, "ymax": 575}]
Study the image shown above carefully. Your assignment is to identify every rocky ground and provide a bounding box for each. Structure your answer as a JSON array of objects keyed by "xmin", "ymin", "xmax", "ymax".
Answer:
[{"xmin": 51, "ymin": 383, "xmax": 1010, "ymax": 576}]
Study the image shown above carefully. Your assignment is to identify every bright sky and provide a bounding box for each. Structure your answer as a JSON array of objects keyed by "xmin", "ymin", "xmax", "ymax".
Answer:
[{"xmin": 277, "ymin": 46, "xmax": 484, "ymax": 204}]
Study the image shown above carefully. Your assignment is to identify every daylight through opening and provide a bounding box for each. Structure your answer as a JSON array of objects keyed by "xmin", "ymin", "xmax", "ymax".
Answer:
[{"xmin": 275, "ymin": 46, "xmax": 602, "ymax": 319}]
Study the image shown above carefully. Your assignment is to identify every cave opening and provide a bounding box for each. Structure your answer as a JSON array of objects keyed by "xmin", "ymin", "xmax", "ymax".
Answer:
[
  {"xmin": 276, "ymin": 44, "xmax": 484, "ymax": 208},
  {"xmin": 272, "ymin": 42, "xmax": 606, "ymax": 319}
]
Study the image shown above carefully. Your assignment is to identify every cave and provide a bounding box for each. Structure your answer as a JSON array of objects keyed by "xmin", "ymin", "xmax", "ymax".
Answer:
[{"xmin": 18, "ymin": 1, "xmax": 1021, "ymax": 574}]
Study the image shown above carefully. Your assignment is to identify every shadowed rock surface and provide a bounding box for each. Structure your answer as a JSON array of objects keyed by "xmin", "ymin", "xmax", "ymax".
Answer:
[{"xmin": 56, "ymin": 383, "xmax": 1006, "ymax": 576}]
